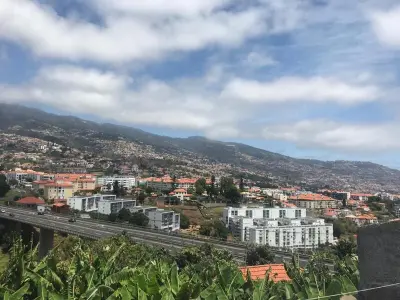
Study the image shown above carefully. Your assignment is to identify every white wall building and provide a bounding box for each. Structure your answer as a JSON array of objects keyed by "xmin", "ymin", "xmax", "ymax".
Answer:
[
  {"xmin": 131, "ymin": 206, "xmax": 180, "ymax": 231},
  {"xmin": 68, "ymin": 194, "xmax": 136, "ymax": 214},
  {"xmin": 68, "ymin": 195, "xmax": 103, "ymax": 212},
  {"xmin": 223, "ymin": 206, "xmax": 306, "ymax": 226},
  {"xmin": 248, "ymin": 218, "xmax": 333, "ymax": 249},
  {"xmin": 97, "ymin": 176, "xmax": 136, "ymax": 191},
  {"xmin": 98, "ymin": 198, "xmax": 136, "ymax": 215},
  {"xmin": 223, "ymin": 206, "xmax": 333, "ymax": 249}
]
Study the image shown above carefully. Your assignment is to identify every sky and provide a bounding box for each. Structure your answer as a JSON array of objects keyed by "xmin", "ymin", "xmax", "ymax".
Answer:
[{"xmin": 1, "ymin": 0, "xmax": 400, "ymax": 167}]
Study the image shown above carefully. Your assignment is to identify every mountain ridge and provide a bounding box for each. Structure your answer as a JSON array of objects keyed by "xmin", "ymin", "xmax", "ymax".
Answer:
[{"xmin": 0, "ymin": 103, "xmax": 399, "ymax": 192}]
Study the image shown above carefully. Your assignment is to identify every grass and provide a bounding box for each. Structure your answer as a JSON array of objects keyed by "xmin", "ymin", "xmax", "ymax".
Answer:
[{"xmin": 0, "ymin": 252, "xmax": 9, "ymax": 273}]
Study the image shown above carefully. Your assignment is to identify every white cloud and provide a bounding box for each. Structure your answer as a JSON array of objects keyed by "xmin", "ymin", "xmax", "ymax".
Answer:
[
  {"xmin": 0, "ymin": 65, "xmax": 243, "ymax": 134},
  {"xmin": 90, "ymin": 0, "xmax": 230, "ymax": 17},
  {"xmin": 221, "ymin": 77, "xmax": 380, "ymax": 104},
  {"xmin": 243, "ymin": 52, "xmax": 277, "ymax": 68},
  {"xmin": 262, "ymin": 120, "xmax": 400, "ymax": 151},
  {"xmin": 370, "ymin": 5, "xmax": 400, "ymax": 48},
  {"xmin": 0, "ymin": 0, "xmax": 300, "ymax": 64}
]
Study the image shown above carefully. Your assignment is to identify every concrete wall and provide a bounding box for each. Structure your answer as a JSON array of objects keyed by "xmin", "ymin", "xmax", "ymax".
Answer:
[{"xmin": 357, "ymin": 222, "xmax": 400, "ymax": 299}]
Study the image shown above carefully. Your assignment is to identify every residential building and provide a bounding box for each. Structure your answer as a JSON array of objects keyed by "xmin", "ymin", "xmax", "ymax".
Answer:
[
  {"xmin": 6, "ymin": 168, "xmax": 45, "ymax": 183},
  {"xmin": 247, "ymin": 218, "xmax": 333, "ymax": 249},
  {"xmin": 68, "ymin": 194, "xmax": 136, "ymax": 214},
  {"xmin": 223, "ymin": 206, "xmax": 306, "ymax": 227},
  {"xmin": 55, "ymin": 173, "xmax": 97, "ymax": 193},
  {"xmin": 350, "ymin": 193, "xmax": 373, "ymax": 201},
  {"xmin": 223, "ymin": 206, "xmax": 333, "ymax": 249},
  {"xmin": 44, "ymin": 181, "xmax": 74, "ymax": 200},
  {"xmin": 331, "ymin": 191, "xmax": 351, "ymax": 201},
  {"xmin": 68, "ymin": 194, "xmax": 103, "ymax": 212},
  {"xmin": 145, "ymin": 176, "xmax": 173, "ymax": 192},
  {"xmin": 98, "ymin": 197, "xmax": 136, "ymax": 215},
  {"xmin": 16, "ymin": 197, "xmax": 45, "ymax": 208},
  {"xmin": 144, "ymin": 176, "xmax": 211, "ymax": 193},
  {"xmin": 96, "ymin": 176, "xmax": 136, "ymax": 191},
  {"xmin": 131, "ymin": 206, "xmax": 180, "ymax": 231},
  {"xmin": 345, "ymin": 215, "xmax": 378, "ymax": 226},
  {"xmin": 288, "ymin": 194, "xmax": 337, "ymax": 210},
  {"xmin": 169, "ymin": 188, "xmax": 192, "ymax": 201},
  {"xmin": 394, "ymin": 202, "xmax": 400, "ymax": 218}
]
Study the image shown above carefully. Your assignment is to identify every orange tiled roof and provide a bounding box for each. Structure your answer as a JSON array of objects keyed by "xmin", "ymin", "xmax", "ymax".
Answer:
[
  {"xmin": 33, "ymin": 180, "xmax": 54, "ymax": 184},
  {"xmin": 174, "ymin": 188, "xmax": 187, "ymax": 193},
  {"xmin": 239, "ymin": 264, "xmax": 290, "ymax": 282},
  {"xmin": 17, "ymin": 197, "xmax": 45, "ymax": 205},
  {"xmin": 45, "ymin": 181, "xmax": 74, "ymax": 188},
  {"xmin": 288, "ymin": 194, "xmax": 335, "ymax": 201}
]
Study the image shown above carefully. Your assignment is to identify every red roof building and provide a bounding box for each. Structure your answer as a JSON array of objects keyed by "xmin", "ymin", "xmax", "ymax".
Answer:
[
  {"xmin": 17, "ymin": 197, "xmax": 45, "ymax": 205},
  {"xmin": 239, "ymin": 264, "xmax": 290, "ymax": 282}
]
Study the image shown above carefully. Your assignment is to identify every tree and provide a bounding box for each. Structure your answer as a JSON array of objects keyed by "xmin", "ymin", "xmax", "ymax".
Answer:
[
  {"xmin": 219, "ymin": 177, "xmax": 234, "ymax": 196},
  {"xmin": 129, "ymin": 212, "xmax": 149, "ymax": 227},
  {"xmin": 225, "ymin": 185, "xmax": 241, "ymax": 205},
  {"xmin": 332, "ymin": 219, "xmax": 358, "ymax": 238},
  {"xmin": 8, "ymin": 179, "xmax": 18, "ymax": 187},
  {"xmin": 118, "ymin": 208, "xmax": 132, "ymax": 222},
  {"xmin": 332, "ymin": 238, "xmax": 357, "ymax": 259},
  {"xmin": 195, "ymin": 178, "xmax": 206, "ymax": 195},
  {"xmin": 108, "ymin": 213, "xmax": 118, "ymax": 222},
  {"xmin": 239, "ymin": 176, "xmax": 244, "ymax": 192},
  {"xmin": 0, "ymin": 175, "xmax": 10, "ymax": 197},
  {"xmin": 180, "ymin": 213, "xmax": 190, "ymax": 229},
  {"xmin": 368, "ymin": 196, "xmax": 381, "ymax": 202},
  {"xmin": 246, "ymin": 245, "xmax": 275, "ymax": 266},
  {"xmin": 113, "ymin": 180, "xmax": 120, "ymax": 197},
  {"xmin": 199, "ymin": 221, "xmax": 228, "ymax": 240},
  {"xmin": 171, "ymin": 175, "xmax": 177, "ymax": 191},
  {"xmin": 145, "ymin": 186, "xmax": 154, "ymax": 195},
  {"xmin": 138, "ymin": 192, "xmax": 146, "ymax": 205}
]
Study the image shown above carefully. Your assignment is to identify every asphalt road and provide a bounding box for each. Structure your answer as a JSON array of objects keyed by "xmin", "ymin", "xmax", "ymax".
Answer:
[{"xmin": 0, "ymin": 205, "xmax": 332, "ymax": 268}]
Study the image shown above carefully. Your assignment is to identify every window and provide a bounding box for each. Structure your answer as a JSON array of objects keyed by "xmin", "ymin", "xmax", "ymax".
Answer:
[
  {"xmin": 245, "ymin": 210, "xmax": 253, "ymax": 218},
  {"xmin": 279, "ymin": 210, "xmax": 286, "ymax": 218},
  {"xmin": 295, "ymin": 209, "xmax": 302, "ymax": 218},
  {"xmin": 263, "ymin": 210, "xmax": 270, "ymax": 218}
]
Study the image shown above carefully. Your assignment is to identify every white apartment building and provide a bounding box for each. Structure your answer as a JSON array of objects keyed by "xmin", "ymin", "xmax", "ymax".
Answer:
[
  {"xmin": 97, "ymin": 176, "xmax": 136, "ymax": 190},
  {"xmin": 248, "ymin": 218, "xmax": 333, "ymax": 249},
  {"xmin": 68, "ymin": 194, "xmax": 103, "ymax": 212},
  {"xmin": 131, "ymin": 206, "xmax": 180, "ymax": 231},
  {"xmin": 68, "ymin": 194, "xmax": 136, "ymax": 214},
  {"xmin": 223, "ymin": 206, "xmax": 306, "ymax": 227},
  {"xmin": 98, "ymin": 198, "xmax": 136, "ymax": 215},
  {"xmin": 223, "ymin": 206, "xmax": 333, "ymax": 249}
]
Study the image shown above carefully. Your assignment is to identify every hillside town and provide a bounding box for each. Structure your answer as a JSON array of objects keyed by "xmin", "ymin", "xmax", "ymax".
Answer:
[{"xmin": 1, "ymin": 166, "xmax": 398, "ymax": 252}]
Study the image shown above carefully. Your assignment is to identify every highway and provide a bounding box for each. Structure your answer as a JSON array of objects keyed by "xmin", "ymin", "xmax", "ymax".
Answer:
[{"xmin": 0, "ymin": 205, "xmax": 332, "ymax": 267}]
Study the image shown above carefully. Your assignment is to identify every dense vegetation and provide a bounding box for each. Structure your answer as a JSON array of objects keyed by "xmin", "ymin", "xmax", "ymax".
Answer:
[{"xmin": 0, "ymin": 235, "xmax": 359, "ymax": 299}]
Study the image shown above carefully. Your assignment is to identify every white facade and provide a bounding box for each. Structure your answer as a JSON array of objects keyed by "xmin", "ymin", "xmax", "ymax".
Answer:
[
  {"xmin": 248, "ymin": 218, "xmax": 333, "ymax": 249},
  {"xmin": 131, "ymin": 206, "xmax": 180, "ymax": 231},
  {"xmin": 68, "ymin": 194, "xmax": 103, "ymax": 212},
  {"xmin": 98, "ymin": 198, "xmax": 136, "ymax": 215},
  {"xmin": 223, "ymin": 206, "xmax": 306, "ymax": 226},
  {"xmin": 68, "ymin": 194, "xmax": 136, "ymax": 214},
  {"xmin": 223, "ymin": 206, "xmax": 333, "ymax": 249},
  {"xmin": 97, "ymin": 176, "xmax": 136, "ymax": 190}
]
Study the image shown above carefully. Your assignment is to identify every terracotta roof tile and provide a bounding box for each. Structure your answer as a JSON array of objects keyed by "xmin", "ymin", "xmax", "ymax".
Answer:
[
  {"xmin": 17, "ymin": 197, "xmax": 45, "ymax": 205},
  {"xmin": 239, "ymin": 264, "xmax": 290, "ymax": 282}
]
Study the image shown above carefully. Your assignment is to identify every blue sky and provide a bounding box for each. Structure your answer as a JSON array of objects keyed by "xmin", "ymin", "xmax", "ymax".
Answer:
[{"xmin": 1, "ymin": 0, "xmax": 400, "ymax": 167}]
